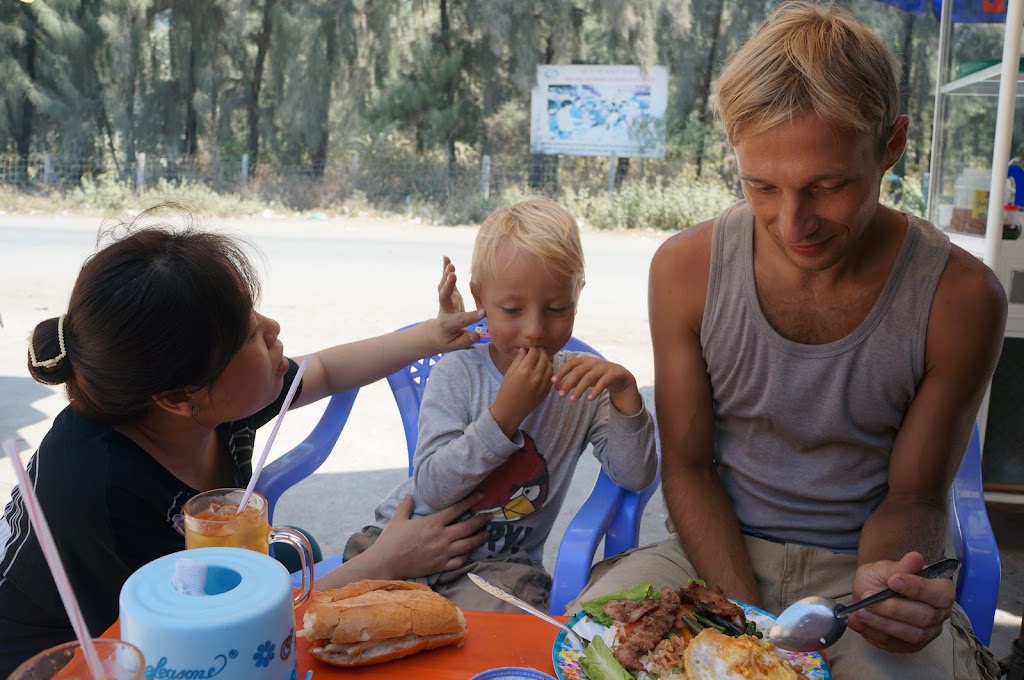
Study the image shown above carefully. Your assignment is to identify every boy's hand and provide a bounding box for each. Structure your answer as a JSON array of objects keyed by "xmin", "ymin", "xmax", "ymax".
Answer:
[
  {"xmin": 553, "ymin": 355, "xmax": 643, "ymax": 415},
  {"xmin": 490, "ymin": 347, "xmax": 553, "ymax": 438},
  {"xmin": 430, "ymin": 256, "xmax": 485, "ymax": 351}
]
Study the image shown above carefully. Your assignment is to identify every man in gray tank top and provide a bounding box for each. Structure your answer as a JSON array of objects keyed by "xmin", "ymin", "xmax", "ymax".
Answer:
[{"xmin": 570, "ymin": 3, "xmax": 1007, "ymax": 679}]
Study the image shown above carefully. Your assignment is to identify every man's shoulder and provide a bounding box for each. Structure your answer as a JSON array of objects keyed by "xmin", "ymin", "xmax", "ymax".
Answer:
[
  {"xmin": 654, "ymin": 218, "xmax": 715, "ymax": 263},
  {"xmin": 926, "ymin": 244, "xmax": 1008, "ymax": 362},
  {"xmin": 936, "ymin": 244, "xmax": 1007, "ymax": 311},
  {"xmin": 650, "ymin": 219, "xmax": 716, "ymax": 323}
]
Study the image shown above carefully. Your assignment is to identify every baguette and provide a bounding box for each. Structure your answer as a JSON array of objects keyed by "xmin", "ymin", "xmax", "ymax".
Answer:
[{"xmin": 297, "ymin": 580, "xmax": 467, "ymax": 667}]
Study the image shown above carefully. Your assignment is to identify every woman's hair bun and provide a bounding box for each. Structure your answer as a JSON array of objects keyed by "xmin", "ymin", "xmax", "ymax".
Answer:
[{"xmin": 27, "ymin": 316, "xmax": 73, "ymax": 386}]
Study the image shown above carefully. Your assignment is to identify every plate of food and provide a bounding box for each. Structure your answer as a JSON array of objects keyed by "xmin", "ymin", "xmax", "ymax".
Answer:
[{"xmin": 552, "ymin": 581, "xmax": 831, "ymax": 680}]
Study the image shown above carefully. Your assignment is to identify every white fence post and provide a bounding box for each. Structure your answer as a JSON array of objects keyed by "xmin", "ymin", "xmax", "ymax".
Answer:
[
  {"xmin": 481, "ymin": 154, "xmax": 491, "ymax": 200},
  {"xmin": 241, "ymin": 154, "xmax": 249, "ymax": 185},
  {"xmin": 136, "ymin": 153, "xmax": 146, "ymax": 192},
  {"xmin": 43, "ymin": 154, "xmax": 54, "ymax": 186}
]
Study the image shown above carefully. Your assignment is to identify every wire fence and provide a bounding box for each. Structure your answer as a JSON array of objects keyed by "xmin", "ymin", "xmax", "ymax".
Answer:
[{"xmin": 0, "ymin": 151, "xmax": 707, "ymax": 212}]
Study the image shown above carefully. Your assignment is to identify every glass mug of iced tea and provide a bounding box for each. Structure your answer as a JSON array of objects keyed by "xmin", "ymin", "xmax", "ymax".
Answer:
[
  {"xmin": 10, "ymin": 639, "xmax": 144, "ymax": 679},
  {"xmin": 183, "ymin": 488, "xmax": 313, "ymax": 606}
]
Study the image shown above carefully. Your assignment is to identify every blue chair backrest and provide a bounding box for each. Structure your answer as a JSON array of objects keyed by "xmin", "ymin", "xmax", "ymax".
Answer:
[
  {"xmin": 948, "ymin": 422, "xmax": 1000, "ymax": 645},
  {"xmin": 256, "ymin": 388, "xmax": 359, "ymax": 525},
  {"xmin": 385, "ymin": 321, "xmax": 602, "ymax": 476}
]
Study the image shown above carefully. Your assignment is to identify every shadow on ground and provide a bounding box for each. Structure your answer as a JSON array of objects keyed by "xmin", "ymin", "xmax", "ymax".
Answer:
[
  {"xmin": 0, "ymin": 376, "xmax": 57, "ymax": 442},
  {"xmin": 989, "ymin": 502, "xmax": 1024, "ymax": 665}
]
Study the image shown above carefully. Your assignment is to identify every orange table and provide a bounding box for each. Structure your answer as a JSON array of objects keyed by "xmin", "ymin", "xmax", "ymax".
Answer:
[{"xmin": 103, "ymin": 607, "xmax": 566, "ymax": 679}]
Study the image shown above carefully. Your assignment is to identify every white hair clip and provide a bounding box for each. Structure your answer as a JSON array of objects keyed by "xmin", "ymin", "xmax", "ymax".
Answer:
[{"xmin": 28, "ymin": 313, "xmax": 68, "ymax": 369}]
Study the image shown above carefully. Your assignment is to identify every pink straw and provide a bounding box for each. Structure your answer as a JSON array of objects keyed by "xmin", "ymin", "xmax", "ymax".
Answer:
[
  {"xmin": 237, "ymin": 359, "xmax": 307, "ymax": 512},
  {"xmin": 3, "ymin": 439, "xmax": 104, "ymax": 678}
]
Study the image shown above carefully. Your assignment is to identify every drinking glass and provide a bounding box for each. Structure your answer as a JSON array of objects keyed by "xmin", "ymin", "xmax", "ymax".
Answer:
[
  {"xmin": 183, "ymin": 488, "xmax": 313, "ymax": 606},
  {"xmin": 10, "ymin": 639, "xmax": 144, "ymax": 679}
]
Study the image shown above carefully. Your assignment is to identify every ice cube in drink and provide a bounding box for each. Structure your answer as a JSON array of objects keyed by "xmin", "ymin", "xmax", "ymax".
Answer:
[{"xmin": 185, "ymin": 502, "xmax": 269, "ymax": 553}]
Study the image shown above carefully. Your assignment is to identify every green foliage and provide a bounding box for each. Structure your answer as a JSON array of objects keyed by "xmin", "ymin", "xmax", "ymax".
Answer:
[
  {"xmin": 564, "ymin": 171, "xmax": 737, "ymax": 231},
  {"xmin": 65, "ymin": 174, "xmax": 267, "ymax": 216},
  {"xmin": 881, "ymin": 174, "xmax": 927, "ymax": 217},
  {"xmin": 68, "ymin": 173, "xmax": 135, "ymax": 213}
]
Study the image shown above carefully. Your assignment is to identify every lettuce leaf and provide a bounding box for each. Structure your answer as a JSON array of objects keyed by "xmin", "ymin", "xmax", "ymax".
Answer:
[
  {"xmin": 580, "ymin": 635, "xmax": 634, "ymax": 680},
  {"xmin": 580, "ymin": 580, "xmax": 657, "ymax": 626}
]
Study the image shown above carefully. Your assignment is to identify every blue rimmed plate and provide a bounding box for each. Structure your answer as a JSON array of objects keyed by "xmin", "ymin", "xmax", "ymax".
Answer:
[
  {"xmin": 471, "ymin": 667, "xmax": 558, "ymax": 680},
  {"xmin": 552, "ymin": 603, "xmax": 832, "ymax": 680}
]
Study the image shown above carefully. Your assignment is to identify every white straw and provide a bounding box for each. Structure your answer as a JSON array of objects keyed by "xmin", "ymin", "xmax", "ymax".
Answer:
[
  {"xmin": 3, "ymin": 439, "xmax": 105, "ymax": 679},
  {"xmin": 238, "ymin": 359, "xmax": 307, "ymax": 512}
]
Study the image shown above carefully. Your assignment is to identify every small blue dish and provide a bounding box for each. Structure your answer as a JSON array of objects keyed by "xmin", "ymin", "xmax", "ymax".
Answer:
[{"xmin": 470, "ymin": 667, "xmax": 557, "ymax": 680}]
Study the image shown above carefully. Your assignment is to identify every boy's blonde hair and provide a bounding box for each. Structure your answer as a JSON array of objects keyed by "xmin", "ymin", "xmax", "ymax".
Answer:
[
  {"xmin": 712, "ymin": 1, "xmax": 900, "ymax": 150},
  {"xmin": 471, "ymin": 196, "xmax": 585, "ymax": 296}
]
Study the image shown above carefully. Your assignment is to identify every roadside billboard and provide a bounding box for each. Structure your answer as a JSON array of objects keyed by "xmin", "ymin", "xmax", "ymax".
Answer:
[{"xmin": 530, "ymin": 65, "xmax": 668, "ymax": 158}]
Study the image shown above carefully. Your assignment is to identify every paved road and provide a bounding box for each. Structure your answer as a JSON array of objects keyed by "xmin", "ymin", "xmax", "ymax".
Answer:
[{"xmin": 1, "ymin": 212, "xmax": 1020, "ymax": 661}]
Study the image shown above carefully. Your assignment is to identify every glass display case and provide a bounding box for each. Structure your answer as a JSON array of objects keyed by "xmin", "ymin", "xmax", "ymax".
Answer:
[{"xmin": 924, "ymin": 2, "xmax": 1024, "ymax": 498}]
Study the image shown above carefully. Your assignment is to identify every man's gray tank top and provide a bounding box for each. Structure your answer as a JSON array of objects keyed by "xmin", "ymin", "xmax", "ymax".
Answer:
[{"xmin": 701, "ymin": 201, "xmax": 950, "ymax": 553}]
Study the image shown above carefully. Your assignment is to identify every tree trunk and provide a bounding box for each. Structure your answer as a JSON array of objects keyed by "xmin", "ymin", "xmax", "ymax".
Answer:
[
  {"xmin": 440, "ymin": 0, "xmax": 457, "ymax": 199},
  {"xmin": 312, "ymin": 9, "xmax": 337, "ymax": 179},
  {"xmin": 14, "ymin": 10, "xmax": 37, "ymax": 184},
  {"xmin": 529, "ymin": 34, "xmax": 559, "ymax": 191},
  {"xmin": 615, "ymin": 156, "xmax": 629, "ymax": 189},
  {"xmin": 891, "ymin": 11, "xmax": 915, "ymax": 196},
  {"xmin": 125, "ymin": 15, "xmax": 140, "ymax": 176},
  {"xmin": 248, "ymin": 0, "xmax": 275, "ymax": 170},
  {"xmin": 695, "ymin": 0, "xmax": 725, "ymax": 177},
  {"xmin": 184, "ymin": 12, "xmax": 200, "ymax": 158}
]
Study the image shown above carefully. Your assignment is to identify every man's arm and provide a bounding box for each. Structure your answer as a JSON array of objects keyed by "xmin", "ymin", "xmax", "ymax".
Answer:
[
  {"xmin": 649, "ymin": 222, "xmax": 761, "ymax": 606},
  {"xmin": 850, "ymin": 245, "xmax": 1007, "ymax": 652}
]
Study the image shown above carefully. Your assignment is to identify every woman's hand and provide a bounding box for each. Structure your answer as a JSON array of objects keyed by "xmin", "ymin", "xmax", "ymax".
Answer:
[
  {"xmin": 368, "ymin": 492, "xmax": 491, "ymax": 579},
  {"xmin": 847, "ymin": 551, "xmax": 955, "ymax": 653},
  {"xmin": 427, "ymin": 256, "xmax": 485, "ymax": 352}
]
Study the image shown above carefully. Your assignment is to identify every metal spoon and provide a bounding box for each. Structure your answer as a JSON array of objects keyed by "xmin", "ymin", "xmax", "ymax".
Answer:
[
  {"xmin": 467, "ymin": 573, "xmax": 591, "ymax": 649},
  {"xmin": 769, "ymin": 558, "xmax": 961, "ymax": 652}
]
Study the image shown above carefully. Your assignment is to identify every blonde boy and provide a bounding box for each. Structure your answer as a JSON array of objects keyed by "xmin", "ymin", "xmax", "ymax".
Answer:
[{"xmin": 345, "ymin": 196, "xmax": 657, "ymax": 612}]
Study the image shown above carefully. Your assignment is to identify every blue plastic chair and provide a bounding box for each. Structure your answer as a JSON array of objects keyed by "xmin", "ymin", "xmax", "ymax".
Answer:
[
  {"xmin": 385, "ymin": 321, "xmax": 661, "ymax": 615},
  {"xmin": 255, "ymin": 388, "xmax": 359, "ymax": 526},
  {"xmin": 949, "ymin": 422, "xmax": 1000, "ymax": 645}
]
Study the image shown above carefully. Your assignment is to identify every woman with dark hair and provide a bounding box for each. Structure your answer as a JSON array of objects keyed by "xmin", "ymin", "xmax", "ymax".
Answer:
[{"xmin": 0, "ymin": 203, "xmax": 491, "ymax": 674}]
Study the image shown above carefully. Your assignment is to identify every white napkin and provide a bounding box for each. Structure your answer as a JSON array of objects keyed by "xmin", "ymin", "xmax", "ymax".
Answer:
[{"xmin": 172, "ymin": 557, "xmax": 208, "ymax": 596}]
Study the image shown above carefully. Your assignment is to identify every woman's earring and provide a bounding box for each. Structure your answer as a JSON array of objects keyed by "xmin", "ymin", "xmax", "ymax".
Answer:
[{"xmin": 191, "ymin": 405, "xmax": 200, "ymax": 417}]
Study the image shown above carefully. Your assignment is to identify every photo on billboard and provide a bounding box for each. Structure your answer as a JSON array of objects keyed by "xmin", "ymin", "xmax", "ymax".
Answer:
[{"xmin": 530, "ymin": 65, "xmax": 668, "ymax": 158}]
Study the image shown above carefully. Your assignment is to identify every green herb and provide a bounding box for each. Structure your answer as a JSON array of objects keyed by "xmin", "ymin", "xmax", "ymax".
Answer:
[
  {"xmin": 692, "ymin": 612, "xmax": 746, "ymax": 637},
  {"xmin": 579, "ymin": 635, "xmax": 634, "ymax": 680},
  {"xmin": 580, "ymin": 581, "xmax": 657, "ymax": 626},
  {"xmin": 679, "ymin": 613, "xmax": 705, "ymax": 635}
]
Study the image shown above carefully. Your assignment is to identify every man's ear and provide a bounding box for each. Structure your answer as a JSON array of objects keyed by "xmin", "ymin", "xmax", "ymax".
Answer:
[
  {"xmin": 882, "ymin": 115, "xmax": 909, "ymax": 171},
  {"xmin": 152, "ymin": 388, "xmax": 197, "ymax": 417}
]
